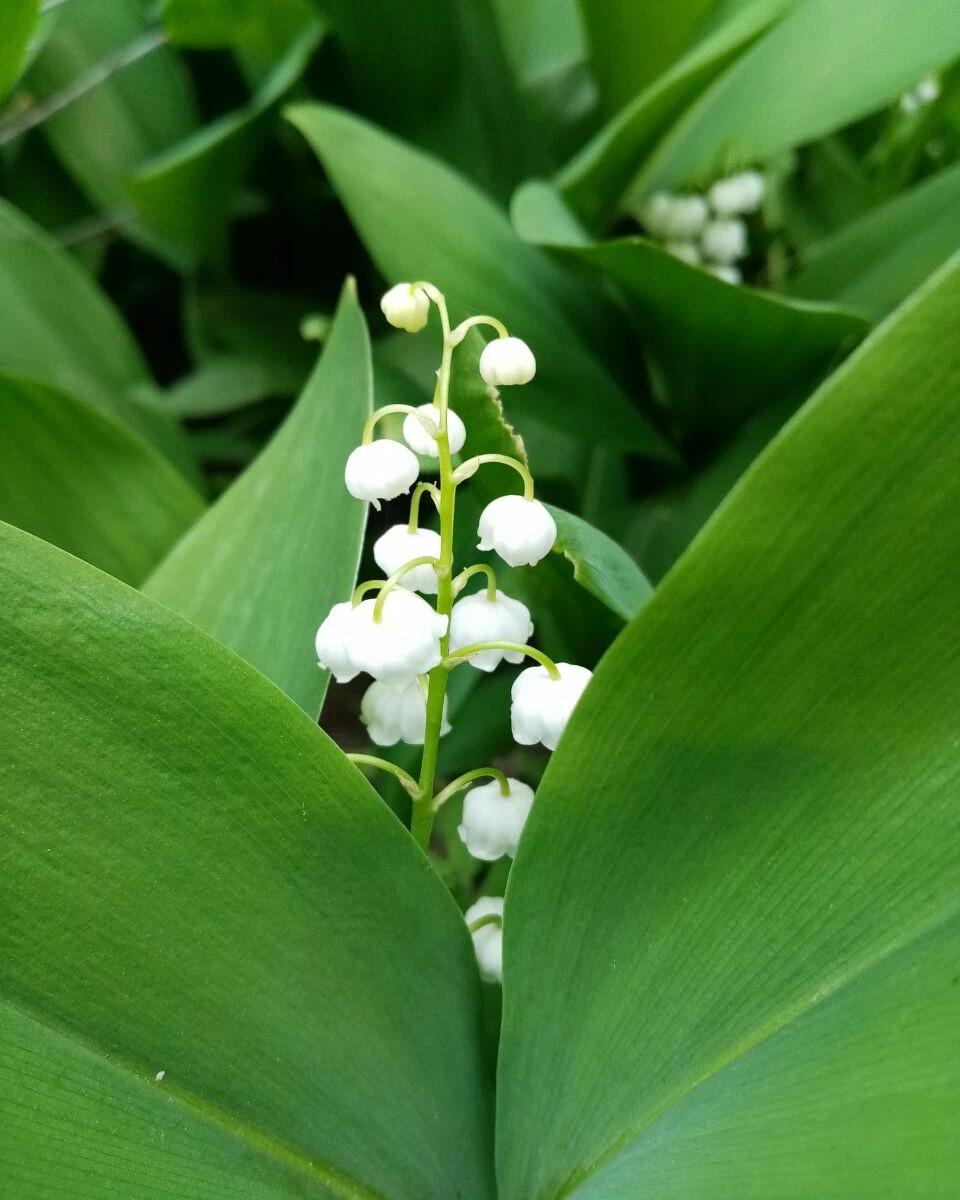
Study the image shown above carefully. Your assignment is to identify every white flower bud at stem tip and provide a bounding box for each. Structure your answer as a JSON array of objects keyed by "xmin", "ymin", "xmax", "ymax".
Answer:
[{"xmin": 380, "ymin": 283, "xmax": 430, "ymax": 332}]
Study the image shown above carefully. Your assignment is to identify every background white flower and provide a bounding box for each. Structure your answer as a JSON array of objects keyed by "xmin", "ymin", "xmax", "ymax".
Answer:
[
  {"xmin": 314, "ymin": 601, "xmax": 361, "ymax": 683},
  {"xmin": 464, "ymin": 896, "xmax": 504, "ymax": 983},
  {"xmin": 361, "ymin": 679, "xmax": 450, "ymax": 745},
  {"xmin": 449, "ymin": 589, "xmax": 533, "ymax": 670}
]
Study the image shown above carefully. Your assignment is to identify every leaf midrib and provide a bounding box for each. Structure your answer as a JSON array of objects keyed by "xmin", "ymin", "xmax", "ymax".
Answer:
[
  {"xmin": 1, "ymin": 991, "xmax": 390, "ymax": 1200},
  {"xmin": 552, "ymin": 896, "xmax": 960, "ymax": 1200}
]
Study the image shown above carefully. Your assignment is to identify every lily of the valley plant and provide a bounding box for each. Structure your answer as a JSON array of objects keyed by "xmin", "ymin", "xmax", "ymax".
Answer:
[{"xmin": 315, "ymin": 281, "xmax": 591, "ymax": 981}]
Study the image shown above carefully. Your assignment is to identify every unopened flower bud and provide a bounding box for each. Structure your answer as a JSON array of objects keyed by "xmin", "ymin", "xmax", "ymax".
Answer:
[
  {"xmin": 314, "ymin": 601, "xmax": 361, "ymax": 683},
  {"xmin": 402, "ymin": 403, "xmax": 466, "ymax": 457},
  {"xmin": 458, "ymin": 778, "xmax": 534, "ymax": 861},
  {"xmin": 380, "ymin": 283, "xmax": 430, "ymax": 332},
  {"xmin": 464, "ymin": 896, "xmax": 504, "ymax": 983},
  {"xmin": 665, "ymin": 239, "xmax": 702, "ymax": 266},
  {"xmin": 478, "ymin": 495, "xmax": 556, "ymax": 567},
  {"xmin": 708, "ymin": 264, "xmax": 742, "ymax": 285},
  {"xmin": 511, "ymin": 662, "xmax": 592, "ymax": 750},
  {"xmin": 701, "ymin": 217, "xmax": 748, "ymax": 264},
  {"xmin": 449, "ymin": 590, "xmax": 533, "ymax": 671},
  {"xmin": 344, "ymin": 440, "xmax": 419, "ymax": 509},
  {"xmin": 479, "ymin": 337, "xmax": 536, "ymax": 387},
  {"xmin": 662, "ymin": 193, "xmax": 709, "ymax": 238},
  {"xmin": 708, "ymin": 171, "xmax": 765, "ymax": 216},
  {"xmin": 360, "ymin": 679, "xmax": 450, "ymax": 746},
  {"xmin": 373, "ymin": 525, "xmax": 441, "ymax": 593},
  {"xmin": 347, "ymin": 590, "xmax": 447, "ymax": 685}
]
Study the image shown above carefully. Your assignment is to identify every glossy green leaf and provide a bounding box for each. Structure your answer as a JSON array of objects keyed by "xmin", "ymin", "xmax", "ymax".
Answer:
[
  {"xmin": 0, "ymin": 197, "xmax": 195, "ymax": 473},
  {"xmin": 0, "ymin": 371, "xmax": 203, "ymax": 585},
  {"xmin": 557, "ymin": 0, "xmax": 791, "ymax": 227},
  {"xmin": 636, "ymin": 0, "xmax": 960, "ymax": 194},
  {"xmin": 498, "ymin": 256, "xmax": 960, "ymax": 1199},
  {"xmin": 130, "ymin": 22, "xmax": 324, "ymax": 265},
  {"xmin": 545, "ymin": 504, "xmax": 653, "ymax": 621},
  {"xmin": 145, "ymin": 279, "xmax": 371, "ymax": 718},
  {"xmin": 24, "ymin": 0, "xmax": 196, "ymax": 215},
  {"xmin": 0, "ymin": 0, "xmax": 39, "ymax": 98},
  {"xmin": 545, "ymin": 227, "xmax": 867, "ymax": 431},
  {"xmin": 577, "ymin": 0, "xmax": 732, "ymax": 111},
  {"xmin": 786, "ymin": 162, "xmax": 960, "ymax": 319},
  {"xmin": 0, "ymin": 521, "xmax": 493, "ymax": 1200},
  {"xmin": 161, "ymin": 0, "xmax": 319, "ymax": 54},
  {"xmin": 286, "ymin": 102, "xmax": 674, "ymax": 459}
]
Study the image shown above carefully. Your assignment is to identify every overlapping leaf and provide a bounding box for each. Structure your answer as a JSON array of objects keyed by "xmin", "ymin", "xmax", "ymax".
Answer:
[{"xmin": 498, "ymin": 257, "xmax": 960, "ymax": 1198}]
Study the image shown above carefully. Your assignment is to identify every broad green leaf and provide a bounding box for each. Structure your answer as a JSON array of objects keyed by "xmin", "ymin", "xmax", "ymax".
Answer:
[
  {"xmin": 543, "ymin": 226, "xmax": 867, "ymax": 432},
  {"xmin": 24, "ymin": 0, "xmax": 196, "ymax": 213},
  {"xmin": 545, "ymin": 504, "xmax": 652, "ymax": 621},
  {"xmin": 286, "ymin": 102, "xmax": 675, "ymax": 460},
  {"xmin": 577, "ymin": 0, "xmax": 731, "ymax": 111},
  {"xmin": 557, "ymin": 0, "xmax": 791, "ymax": 227},
  {"xmin": 145, "ymin": 279, "xmax": 371, "ymax": 718},
  {"xmin": 161, "ymin": 0, "xmax": 319, "ymax": 55},
  {"xmin": 0, "ymin": 521, "xmax": 493, "ymax": 1200},
  {"xmin": 635, "ymin": 0, "xmax": 960, "ymax": 194},
  {"xmin": 786, "ymin": 162, "xmax": 960, "ymax": 319},
  {"xmin": 0, "ymin": 0, "xmax": 39, "ymax": 98},
  {"xmin": 0, "ymin": 197, "xmax": 195, "ymax": 473},
  {"xmin": 498, "ymin": 256, "xmax": 960, "ymax": 1199},
  {"xmin": 0, "ymin": 371, "xmax": 203, "ymax": 585},
  {"xmin": 130, "ymin": 22, "xmax": 324, "ymax": 266}
]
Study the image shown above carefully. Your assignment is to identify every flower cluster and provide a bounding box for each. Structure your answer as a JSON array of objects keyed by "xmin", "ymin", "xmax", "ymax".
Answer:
[
  {"xmin": 640, "ymin": 169, "xmax": 766, "ymax": 285},
  {"xmin": 314, "ymin": 281, "xmax": 595, "ymax": 983}
]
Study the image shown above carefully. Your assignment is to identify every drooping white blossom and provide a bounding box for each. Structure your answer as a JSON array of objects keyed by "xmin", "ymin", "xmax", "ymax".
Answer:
[
  {"xmin": 449, "ymin": 589, "xmax": 533, "ymax": 670},
  {"xmin": 344, "ymin": 440, "xmax": 419, "ymax": 509},
  {"xmin": 373, "ymin": 525, "xmax": 441, "ymax": 593},
  {"xmin": 665, "ymin": 239, "xmax": 702, "ymax": 266},
  {"xmin": 347, "ymin": 590, "xmax": 447, "ymax": 685},
  {"xmin": 701, "ymin": 217, "xmax": 749, "ymax": 265},
  {"xmin": 708, "ymin": 264, "xmax": 742, "ymax": 285},
  {"xmin": 477, "ymin": 495, "xmax": 556, "ymax": 567},
  {"xmin": 660, "ymin": 193, "xmax": 709, "ymax": 239},
  {"xmin": 458, "ymin": 778, "xmax": 534, "ymax": 861},
  {"xmin": 314, "ymin": 601, "xmax": 361, "ymax": 683},
  {"xmin": 464, "ymin": 896, "xmax": 504, "ymax": 983},
  {"xmin": 402, "ymin": 403, "xmax": 467, "ymax": 457},
  {"xmin": 360, "ymin": 679, "xmax": 450, "ymax": 746},
  {"xmin": 479, "ymin": 337, "xmax": 536, "ymax": 387},
  {"xmin": 511, "ymin": 662, "xmax": 593, "ymax": 750},
  {"xmin": 380, "ymin": 283, "xmax": 430, "ymax": 332},
  {"xmin": 708, "ymin": 171, "xmax": 765, "ymax": 216}
]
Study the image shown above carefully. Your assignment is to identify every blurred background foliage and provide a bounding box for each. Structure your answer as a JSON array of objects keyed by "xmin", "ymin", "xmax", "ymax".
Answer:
[{"xmin": 1, "ymin": 0, "xmax": 958, "ymax": 895}]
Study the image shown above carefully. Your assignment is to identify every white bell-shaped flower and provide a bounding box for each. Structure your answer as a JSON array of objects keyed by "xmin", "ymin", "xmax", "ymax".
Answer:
[
  {"xmin": 464, "ymin": 896, "xmax": 504, "ymax": 983},
  {"xmin": 360, "ymin": 679, "xmax": 450, "ymax": 746},
  {"xmin": 708, "ymin": 264, "xmax": 742, "ymax": 286},
  {"xmin": 314, "ymin": 601, "xmax": 361, "ymax": 683},
  {"xmin": 458, "ymin": 778, "xmax": 534, "ymax": 861},
  {"xmin": 477, "ymin": 495, "xmax": 556, "ymax": 567},
  {"xmin": 511, "ymin": 662, "xmax": 593, "ymax": 751},
  {"xmin": 345, "ymin": 440, "xmax": 419, "ymax": 509},
  {"xmin": 449, "ymin": 589, "xmax": 533, "ymax": 671},
  {"xmin": 640, "ymin": 191, "xmax": 673, "ymax": 237},
  {"xmin": 347, "ymin": 590, "xmax": 448, "ymax": 685},
  {"xmin": 380, "ymin": 283, "xmax": 430, "ymax": 332},
  {"xmin": 708, "ymin": 171, "xmax": 765, "ymax": 216},
  {"xmin": 701, "ymin": 217, "xmax": 748, "ymax": 264},
  {"xmin": 479, "ymin": 337, "xmax": 536, "ymax": 386},
  {"xmin": 665, "ymin": 239, "xmax": 702, "ymax": 266},
  {"xmin": 402, "ymin": 403, "xmax": 467, "ymax": 457},
  {"xmin": 373, "ymin": 525, "xmax": 441, "ymax": 593},
  {"xmin": 661, "ymin": 193, "xmax": 709, "ymax": 238}
]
